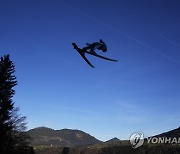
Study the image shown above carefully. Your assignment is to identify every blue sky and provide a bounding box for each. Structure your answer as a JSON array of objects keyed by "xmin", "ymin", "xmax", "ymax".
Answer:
[{"xmin": 0, "ymin": 0, "xmax": 180, "ymax": 141}]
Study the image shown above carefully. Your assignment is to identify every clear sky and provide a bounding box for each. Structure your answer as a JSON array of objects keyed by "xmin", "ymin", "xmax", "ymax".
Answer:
[{"xmin": 0, "ymin": 0, "xmax": 180, "ymax": 141}]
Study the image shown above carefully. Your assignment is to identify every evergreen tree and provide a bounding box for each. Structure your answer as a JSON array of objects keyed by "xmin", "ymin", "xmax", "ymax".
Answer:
[{"xmin": 0, "ymin": 54, "xmax": 34, "ymax": 154}]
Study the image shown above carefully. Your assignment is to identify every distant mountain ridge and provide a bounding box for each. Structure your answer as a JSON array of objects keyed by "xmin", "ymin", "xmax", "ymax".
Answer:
[
  {"xmin": 28, "ymin": 126, "xmax": 180, "ymax": 147},
  {"xmin": 27, "ymin": 127, "xmax": 102, "ymax": 147}
]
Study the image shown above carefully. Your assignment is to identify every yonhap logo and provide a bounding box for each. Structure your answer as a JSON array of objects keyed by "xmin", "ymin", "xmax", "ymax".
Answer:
[
  {"xmin": 129, "ymin": 131, "xmax": 180, "ymax": 148},
  {"xmin": 147, "ymin": 136, "xmax": 180, "ymax": 144},
  {"xmin": 129, "ymin": 132, "xmax": 144, "ymax": 148}
]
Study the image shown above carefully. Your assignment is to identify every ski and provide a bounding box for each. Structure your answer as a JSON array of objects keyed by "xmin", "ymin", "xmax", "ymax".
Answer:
[
  {"xmin": 72, "ymin": 43, "xmax": 94, "ymax": 68},
  {"xmin": 72, "ymin": 43, "xmax": 118, "ymax": 68}
]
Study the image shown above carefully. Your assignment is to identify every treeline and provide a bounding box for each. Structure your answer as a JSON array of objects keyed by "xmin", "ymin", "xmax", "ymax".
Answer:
[
  {"xmin": 0, "ymin": 54, "xmax": 34, "ymax": 154},
  {"xmin": 101, "ymin": 144, "xmax": 180, "ymax": 154},
  {"xmin": 34, "ymin": 144, "xmax": 180, "ymax": 154}
]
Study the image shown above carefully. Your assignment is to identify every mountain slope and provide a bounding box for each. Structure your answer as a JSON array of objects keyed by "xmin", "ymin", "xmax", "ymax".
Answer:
[
  {"xmin": 154, "ymin": 127, "xmax": 180, "ymax": 138},
  {"xmin": 27, "ymin": 127, "xmax": 102, "ymax": 147}
]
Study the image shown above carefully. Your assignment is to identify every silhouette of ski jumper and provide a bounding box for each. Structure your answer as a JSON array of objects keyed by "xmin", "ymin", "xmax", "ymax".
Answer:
[{"xmin": 72, "ymin": 39, "xmax": 118, "ymax": 68}]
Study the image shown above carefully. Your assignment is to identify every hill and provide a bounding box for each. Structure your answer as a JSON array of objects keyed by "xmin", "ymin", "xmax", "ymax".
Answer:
[
  {"xmin": 154, "ymin": 127, "xmax": 180, "ymax": 138},
  {"xmin": 31, "ymin": 127, "xmax": 180, "ymax": 154},
  {"xmin": 27, "ymin": 127, "xmax": 102, "ymax": 147},
  {"xmin": 105, "ymin": 137, "xmax": 121, "ymax": 143}
]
